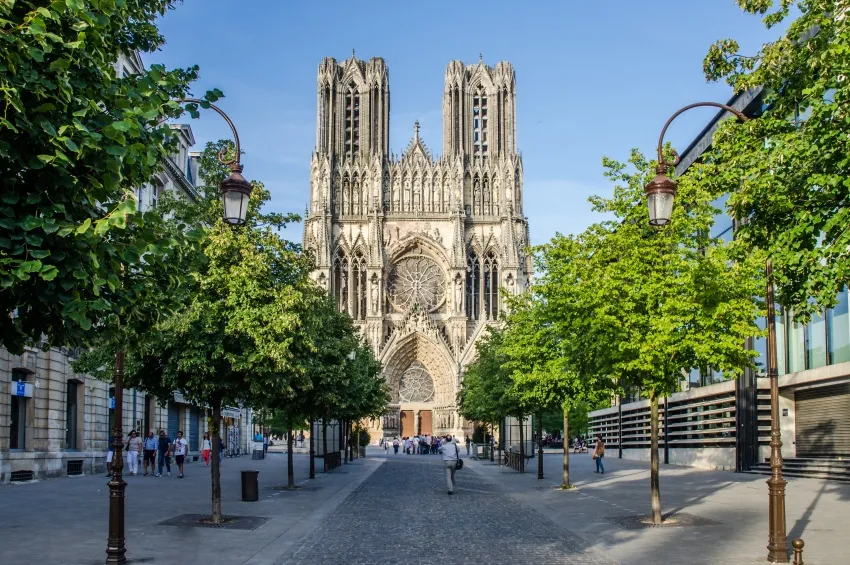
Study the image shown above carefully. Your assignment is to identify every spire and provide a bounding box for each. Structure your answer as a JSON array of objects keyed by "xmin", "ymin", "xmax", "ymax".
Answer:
[
  {"xmin": 414, "ymin": 120, "xmax": 420, "ymax": 140},
  {"xmin": 479, "ymin": 53, "xmax": 483, "ymax": 64},
  {"xmin": 351, "ymin": 48, "xmax": 356, "ymax": 59}
]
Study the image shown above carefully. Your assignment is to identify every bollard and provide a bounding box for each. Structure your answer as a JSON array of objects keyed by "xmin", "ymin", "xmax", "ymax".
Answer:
[{"xmin": 791, "ymin": 538, "xmax": 804, "ymax": 565}]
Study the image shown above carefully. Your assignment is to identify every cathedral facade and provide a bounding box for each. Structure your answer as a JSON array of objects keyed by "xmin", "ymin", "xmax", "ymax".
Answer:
[{"xmin": 302, "ymin": 54, "xmax": 531, "ymax": 441}]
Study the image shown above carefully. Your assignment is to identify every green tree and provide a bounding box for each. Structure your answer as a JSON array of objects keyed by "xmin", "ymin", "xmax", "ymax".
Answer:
[
  {"xmin": 0, "ymin": 0, "xmax": 219, "ymax": 353},
  {"xmin": 75, "ymin": 141, "xmax": 313, "ymax": 524},
  {"xmin": 541, "ymin": 150, "xmax": 763, "ymax": 522},
  {"xmin": 704, "ymin": 0, "xmax": 850, "ymax": 318}
]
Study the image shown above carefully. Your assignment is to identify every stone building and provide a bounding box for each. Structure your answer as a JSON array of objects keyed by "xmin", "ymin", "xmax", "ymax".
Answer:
[
  {"xmin": 0, "ymin": 53, "xmax": 248, "ymax": 484},
  {"xmin": 302, "ymin": 54, "xmax": 532, "ymax": 441}
]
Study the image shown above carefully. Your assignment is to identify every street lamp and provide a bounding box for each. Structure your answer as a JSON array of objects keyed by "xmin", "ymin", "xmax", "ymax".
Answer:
[
  {"xmin": 106, "ymin": 101, "xmax": 250, "ymax": 565},
  {"xmin": 646, "ymin": 102, "xmax": 789, "ymax": 563}
]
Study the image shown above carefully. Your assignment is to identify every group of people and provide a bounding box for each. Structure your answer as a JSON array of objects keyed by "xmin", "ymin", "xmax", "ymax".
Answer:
[
  {"xmin": 382, "ymin": 434, "xmax": 446, "ymax": 455},
  {"xmin": 106, "ymin": 430, "xmax": 224, "ymax": 478}
]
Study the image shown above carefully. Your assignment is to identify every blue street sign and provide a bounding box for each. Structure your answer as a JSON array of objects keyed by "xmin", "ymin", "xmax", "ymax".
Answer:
[
  {"xmin": 109, "ymin": 397, "xmax": 116, "ymax": 409},
  {"xmin": 16, "ymin": 382, "xmax": 26, "ymax": 396}
]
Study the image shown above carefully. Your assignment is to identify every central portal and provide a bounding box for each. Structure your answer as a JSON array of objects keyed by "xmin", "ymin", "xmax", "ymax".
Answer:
[{"xmin": 419, "ymin": 410, "xmax": 433, "ymax": 436}]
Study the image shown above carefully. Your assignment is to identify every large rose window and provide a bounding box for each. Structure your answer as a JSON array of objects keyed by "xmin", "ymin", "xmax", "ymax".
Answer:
[
  {"xmin": 387, "ymin": 255, "xmax": 446, "ymax": 312},
  {"xmin": 398, "ymin": 363, "xmax": 435, "ymax": 402}
]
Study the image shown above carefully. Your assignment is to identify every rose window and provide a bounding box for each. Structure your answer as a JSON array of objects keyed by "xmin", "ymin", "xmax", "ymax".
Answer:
[
  {"xmin": 398, "ymin": 363, "xmax": 435, "ymax": 403},
  {"xmin": 387, "ymin": 256, "xmax": 446, "ymax": 312}
]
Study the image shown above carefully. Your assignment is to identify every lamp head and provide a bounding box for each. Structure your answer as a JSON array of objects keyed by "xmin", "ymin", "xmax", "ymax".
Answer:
[
  {"xmin": 220, "ymin": 164, "xmax": 252, "ymax": 226},
  {"xmin": 644, "ymin": 165, "xmax": 677, "ymax": 227}
]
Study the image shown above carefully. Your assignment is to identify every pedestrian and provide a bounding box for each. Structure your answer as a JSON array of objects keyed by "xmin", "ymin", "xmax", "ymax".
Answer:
[
  {"xmin": 439, "ymin": 434, "xmax": 460, "ymax": 495},
  {"xmin": 392, "ymin": 437, "xmax": 399, "ymax": 454},
  {"xmin": 143, "ymin": 431, "xmax": 157, "ymax": 476},
  {"xmin": 173, "ymin": 430, "xmax": 188, "ymax": 478},
  {"xmin": 465, "ymin": 435, "xmax": 470, "ymax": 455},
  {"xmin": 201, "ymin": 432, "xmax": 212, "ymax": 467},
  {"xmin": 156, "ymin": 429, "xmax": 172, "ymax": 477},
  {"xmin": 593, "ymin": 434, "xmax": 605, "ymax": 474},
  {"xmin": 263, "ymin": 432, "xmax": 269, "ymax": 456},
  {"xmin": 383, "ymin": 439, "xmax": 389, "ymax": 455},
  {"xmin": 125, "ymin": 431, "xmax": 142, "ymax": 476},
  {"xmin": 105, "ymin": 433, "xmax": 114, "ymax": 477}
]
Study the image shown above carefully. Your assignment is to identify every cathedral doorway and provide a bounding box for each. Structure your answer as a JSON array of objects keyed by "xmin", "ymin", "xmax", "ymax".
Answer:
[
  {"xmin": 419, "ymin": 410, "xmax": 433, "ymax": 436},
  {"xmin": 400, "ymin": 410, "xmax": 414, "ymax": 438}
]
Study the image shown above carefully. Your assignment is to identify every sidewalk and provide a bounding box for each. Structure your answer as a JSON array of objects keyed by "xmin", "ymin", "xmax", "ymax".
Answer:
[
  {"xmin": 467, "ymin": 451, "xmax": 850, "ymax": 565},
  {"xmin": 0, "ymin": 452, "xmax": 383, "ymax": 565}
]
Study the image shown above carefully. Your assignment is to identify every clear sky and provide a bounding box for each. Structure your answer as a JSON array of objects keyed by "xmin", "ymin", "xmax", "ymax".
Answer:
[{"xmin": 149, "ymin": 1, "xmax": 783, "ymax": 246}]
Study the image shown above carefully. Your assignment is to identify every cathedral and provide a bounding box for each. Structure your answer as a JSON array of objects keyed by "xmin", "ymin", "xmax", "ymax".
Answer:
[{"xmin": 302, "ymin": 54, "xmax": 531, "ymax": 441}]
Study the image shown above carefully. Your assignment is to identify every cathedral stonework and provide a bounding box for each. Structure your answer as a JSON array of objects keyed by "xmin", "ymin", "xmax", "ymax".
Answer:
[{"xmin": 302, "ymin": 54, "xmax": 531, "ymax": 441}]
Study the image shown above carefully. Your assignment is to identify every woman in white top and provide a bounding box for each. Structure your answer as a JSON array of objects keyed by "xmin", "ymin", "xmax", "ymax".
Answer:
[{"xmin": 125, "ymin": 431, "xmax": 142, "ymax": 476}]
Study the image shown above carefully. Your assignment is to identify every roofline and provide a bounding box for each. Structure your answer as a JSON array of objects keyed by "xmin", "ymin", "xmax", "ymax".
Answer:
[{"xmin": 673, "ymin": 86, "xmax": 765, "ymax": 176}]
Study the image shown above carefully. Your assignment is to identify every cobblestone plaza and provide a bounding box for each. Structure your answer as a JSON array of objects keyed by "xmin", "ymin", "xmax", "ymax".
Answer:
[{"xmin": 0, "ymin": 449, "xmax": 846, "ymax": 564}]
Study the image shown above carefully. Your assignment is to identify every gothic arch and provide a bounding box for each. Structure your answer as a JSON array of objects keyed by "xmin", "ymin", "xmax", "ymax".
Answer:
[
  {"xmin": 386, "ymin": 234, "xmax": 451, "ymax": 270},
  {"xmin": 381, "ymin": 332, "xmax": 457, "ymax": 406}
]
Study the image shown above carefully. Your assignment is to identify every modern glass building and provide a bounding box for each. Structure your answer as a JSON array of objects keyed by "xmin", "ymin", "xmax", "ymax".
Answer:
[{"xmin": 589, "ymin": 87, "xmax": 850, "ymax": 474}]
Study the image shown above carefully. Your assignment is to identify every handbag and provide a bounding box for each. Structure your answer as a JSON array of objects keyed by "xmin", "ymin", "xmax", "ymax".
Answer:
[
  {"xmin": 592, "ymin": 452, "xmax": 598, "ymax": 460},
  {"xmin": 455, "ymin": 444, "xmax": 463, "ymax": 470}
]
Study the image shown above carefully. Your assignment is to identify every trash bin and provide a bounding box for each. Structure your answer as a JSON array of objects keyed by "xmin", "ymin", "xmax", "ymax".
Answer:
[{"xmin": 241, "ymin": 470, "xmax": 259, "ymax": 502}]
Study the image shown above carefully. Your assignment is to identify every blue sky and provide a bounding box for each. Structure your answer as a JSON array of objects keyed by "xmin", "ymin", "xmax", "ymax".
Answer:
[{"xmin": 149, "ymin": 1, "xmax": 783, "ymax": 246}]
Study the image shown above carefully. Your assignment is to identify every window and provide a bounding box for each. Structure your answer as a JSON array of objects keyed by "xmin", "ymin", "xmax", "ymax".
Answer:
[
  {"xmin": 66, "ymin": 381, "xmax": 79, "ymax": 450},
  {"xmin": 333, "ymin": 250, "xmax": 348, "ymax": 313},
  {"xmin": 483, "ymin": 251, "xmax": 499, "ymax": 320},
  {"xmin": 108, "ymin": 386, "xmax": 116, "ymax": 438},
  {"xmin": 352, "ymin": 251, "xmax": 367, "ymax": 320},
  {"xmin": 137, "ymin": 186, "xmax": 146, "ymax": 211},
  {"xmin": 775, "ymin": 305, "xmax": 787, "ymax": 375},
  {"xmin": 805, "ymin": 310, "xmax": 827, "ymax": 369},
  {"xmin": 787, "ymin": 313, "xmax": 806, "ymax": 373},
  {"xmin": 828, "ymin": 290, "xmax": 850, "ymax": 364},
  {"xmin": 472, "ymin": 88, "xmax": 488, "ymax": 157},
  {"xmin": 466, "ymin": 252, "xmax": 480, "ymax": 320},
  {"xmin": 10, "ymin": 370, "xmax": 28, "ymax": 450},
  {"xmin": 344, "ymin": 85, "xmax": 360, "ymax": 156}
]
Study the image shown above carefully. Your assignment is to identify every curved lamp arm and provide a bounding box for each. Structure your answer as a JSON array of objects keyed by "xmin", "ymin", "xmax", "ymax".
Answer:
[
  {"xmin": 656, "ymin": 102, "xmax": 749, "ymax": 170},
  {"xmin": 174, "ymin": 98, "xmax": 242, "ymax": 171}
]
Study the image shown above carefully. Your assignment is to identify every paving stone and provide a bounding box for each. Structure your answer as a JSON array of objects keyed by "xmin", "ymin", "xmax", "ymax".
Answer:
[{"xmin": 275, "ymin": 454, "xmax": 617, "ymax": 565}]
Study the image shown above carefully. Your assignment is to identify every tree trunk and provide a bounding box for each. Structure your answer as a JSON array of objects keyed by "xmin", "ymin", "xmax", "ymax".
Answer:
[
  {"xmin": 519, "ymin": 416, "xmax": 525, "ymax": 473},
  {"xmin": 490, "ymin": 422, "xmax": 495, "ymax": 462},
  {"xmin": 355, "ymin": 422, "xmax": 360, "ymax": 459},
  {"xmin": 562, "ymin": 405, "xmax": 571, "ymax": 489},
  {"xmin": 287, "ymin": 424, "xmax": 295, "ymax": 489},
  {"xmin": 342, "ymin": 419, "xmax": 348, "ymax": 464},
  {"xmin": 650, "ymin": 392, "xmax": 663, "ymax": 524},
  {"xmin": 308, "ymin": 419, "xmax": 315, "ymax": 479},
  {"xmin": 322, "ymin": 418, "xmax": 328, "ymax": 473},
  {"xmin": 496, "ymin": 420, "xmax": 502, "ymax": 465},
  {"xmin": 211, "ymin": 399, "xmax": 223, "ymax": 524},
  {"xmin": 537, "ymin": 412, "xmax": 544, "ymax": 479}
]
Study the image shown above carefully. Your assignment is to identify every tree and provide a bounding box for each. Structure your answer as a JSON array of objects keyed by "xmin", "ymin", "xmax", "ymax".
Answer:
[
  {"xmin": 75, "ymin": 141, "xmax": 313, "ymax": 524},
  {"xmin": 704, "ymin": 0, "xmax": 850, "ymax": 319},
  {"xmin": 540, "ymin": 150, "xmax": 763, "ymax": 522},
  {"xmin": 0, "ymin": 0, "xmax": 219, "ymax": 353}
]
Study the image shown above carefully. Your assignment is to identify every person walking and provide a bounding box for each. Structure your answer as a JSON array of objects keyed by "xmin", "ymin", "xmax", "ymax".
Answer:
[
  {"xmin": 201, "ymin": 432, "xmax": 212, "ymax": 467},
  {"xmin": 439, "ymin": 434, "xmax": 460, "ymax": 495},
  {"xmin": 142, "ymin": 431, "xmax": 157, "ymax": 476},
  {"xmin": 156, "ymin": 429, "xmax": 172, "ymax": 477},
  {"xmin": 593, "ymin": 434, "xmax": 605, "ymax": 474},
  {"xmin": 125, "ymin": 431, "xmax": 142, "ymax": 476},
  {"xmin": 173, "ymin": 430, "xmax": 188, "ymax": 478},
  {"xmin": 465, "ymin": 435, "xmax": 470, "ymax": 456},
  {"xmin": 392, "ymin": 437, "xmax": 399, "ymax": 455},
  {"xmin": 263, "ymin": 432, "xmax": 269, "ymax": 456}
]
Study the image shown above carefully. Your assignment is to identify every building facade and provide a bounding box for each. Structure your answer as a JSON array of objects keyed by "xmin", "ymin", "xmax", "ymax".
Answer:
[
  {"xmin": 0, "ymin": 53, "xmax": 248, "ymax": 484},
  {"xmin": 588, "ymin": 88, "xmax": 850, "ymax": 474},
  {"xmin": 302, "ymin": 54, "xmax": 532, "ymax": 441}
]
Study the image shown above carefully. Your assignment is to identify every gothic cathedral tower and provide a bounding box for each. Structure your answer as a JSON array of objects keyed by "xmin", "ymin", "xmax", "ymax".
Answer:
[{"xmin": 303, "ymin": 54, "xmax": 531, "ymax": 441}]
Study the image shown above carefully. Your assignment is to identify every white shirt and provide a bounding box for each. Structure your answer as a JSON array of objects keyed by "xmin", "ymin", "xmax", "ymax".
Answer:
[
  {"xmin": 174, "ymin": 438, "xmax": 188, "ymax": 456},
  {"xmin": 202, "ymin": 438, "xmax": 211, "ymax": 450},
  {"xmin": 439, "ymin": 440, "xmax": 459, "ymax": 461}
]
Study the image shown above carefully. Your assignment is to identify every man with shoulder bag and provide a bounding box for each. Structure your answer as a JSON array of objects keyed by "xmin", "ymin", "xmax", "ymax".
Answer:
[{"xmin": 439, "ymin": 434, "xmax": 461, "ymax": 495}]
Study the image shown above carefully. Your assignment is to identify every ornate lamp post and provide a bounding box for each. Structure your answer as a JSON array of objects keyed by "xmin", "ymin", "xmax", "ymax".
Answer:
[
  {"xmin": 645, "ymin": 102, "xmax": 788, "ymax": 563},
  {"xmin": 105, "ymin": 101, "xmax": 251, "ymax": 564}
]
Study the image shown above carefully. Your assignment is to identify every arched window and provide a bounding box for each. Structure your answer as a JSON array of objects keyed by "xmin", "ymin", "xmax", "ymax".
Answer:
[
  {"xmin": 472, "ymin": 87, "xmax": 488, "ymax": 157},
  {"xmin": 466, "ymin": 251, "xmax": 480, "ymax": 320},
  {"xmin": 483, "ymin": 251, "xmax": 499, "ymax": 320},
  {"xmin": 333, "ymin": 250, "xmax": 348, "ymax": 313},
  {"xmin": 344, "ymin": 84, "xmax": 360, "ymax": 156},
  {"xmin": 352, "ymin": 251, "xmax": 367, "ymax": 320}
]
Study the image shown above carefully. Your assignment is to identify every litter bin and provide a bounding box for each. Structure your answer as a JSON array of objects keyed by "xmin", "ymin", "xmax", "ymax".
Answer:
[{"xmin": 241, "ymin": 470, "xmax": 259, "ymax": 502}]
